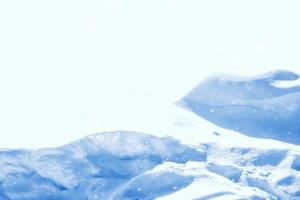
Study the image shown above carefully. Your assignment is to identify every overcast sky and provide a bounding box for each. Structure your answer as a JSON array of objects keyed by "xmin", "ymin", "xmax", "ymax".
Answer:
[{"xmin": 1, "ymin": 0, "xmax": 300, "ymax": 148}]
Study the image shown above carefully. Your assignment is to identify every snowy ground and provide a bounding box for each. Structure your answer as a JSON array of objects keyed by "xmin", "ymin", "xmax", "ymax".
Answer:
[{"xmin": 1, "ymin": 70, "xmax": 300, "ymax": 199}]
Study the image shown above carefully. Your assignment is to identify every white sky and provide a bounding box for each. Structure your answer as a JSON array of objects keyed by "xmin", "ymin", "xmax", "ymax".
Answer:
[{"xmin": 1, "ymin": 0, "xmax": 300, "ymax": 148}]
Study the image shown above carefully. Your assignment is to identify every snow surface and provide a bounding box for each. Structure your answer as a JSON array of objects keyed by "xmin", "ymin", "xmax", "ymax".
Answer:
[{"xmin": 1, "ymin": 70, "xmax": 300, "ymax": 199}]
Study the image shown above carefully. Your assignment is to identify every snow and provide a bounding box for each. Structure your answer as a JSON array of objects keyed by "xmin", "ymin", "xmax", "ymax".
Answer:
[
  {"xmin": 179, "ymin": 69, "xmax": 300, "ymax": 145},
  {"xmin": 0, "ymin": 131, "xmax": 205, "ymax": 200},
  {"xmin": 1, "ymin": 70, "xmax": 300, "ymax": 199}
]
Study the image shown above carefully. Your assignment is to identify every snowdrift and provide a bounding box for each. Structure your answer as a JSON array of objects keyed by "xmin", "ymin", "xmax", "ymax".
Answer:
[
  {"xmin": 179, "ymin": 70, "xmax": 300, "ymax": 144},
  {"xmin": 1, "ymin": 131, "xmax": 300, "ymax": 199},
  {"xmin": 0, "ymin": 131, "xmax": 205, "ymax": 200}
]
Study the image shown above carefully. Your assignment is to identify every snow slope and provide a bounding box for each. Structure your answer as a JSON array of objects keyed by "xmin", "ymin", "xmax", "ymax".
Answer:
[{"xmin": 1, "ymin": 70, "xmax": 300, "ymax": 199}]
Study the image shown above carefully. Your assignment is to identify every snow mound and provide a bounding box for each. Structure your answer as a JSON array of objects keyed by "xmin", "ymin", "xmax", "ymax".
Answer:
[
  {"xmin": 179, "ymin": 70, "xmax": 300, "ymax": 144},
  {"xmin": 1, "ymin": 131, "xmax": 300, "ymax": 199},
  {"xmin": 0, "ymin": 131, "xmax": 205, "ymax": 200}
]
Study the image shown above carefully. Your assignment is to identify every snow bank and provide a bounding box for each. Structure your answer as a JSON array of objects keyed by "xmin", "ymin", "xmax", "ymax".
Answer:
[
  {"xmin": 1, "ymin": 131, "xmax": 300, "ymax": 199},
  {"xmin": 179, "ymin": 70, "xmax": 300, "ymax": 144},
  {"xmin": 0, "ymin": 131, "xmax": 205, "ymax": 200}
]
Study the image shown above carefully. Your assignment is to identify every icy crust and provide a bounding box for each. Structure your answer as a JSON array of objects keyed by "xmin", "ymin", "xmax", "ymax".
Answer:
[
  {"xmin": 1, "ymin": 131, "xmax": 300, "ymax": 199},
  {"xmin": 0, "ymin": 131, "xmax": 205, "ymax": 200},
  {"xmin": 179, "ymin": 70, "xmax": 300, "ymax": 144}
]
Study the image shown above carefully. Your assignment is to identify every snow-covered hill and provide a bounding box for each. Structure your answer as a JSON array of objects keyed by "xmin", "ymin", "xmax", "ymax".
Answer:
[{"xmin": 1, "ymin": 70, "xmax": 300, "ymax": 200}]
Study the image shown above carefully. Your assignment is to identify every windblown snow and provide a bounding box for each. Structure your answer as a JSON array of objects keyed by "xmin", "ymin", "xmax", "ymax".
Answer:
[{"xmin": 1, "ymin": 70, "xmax": 300, "ymax": 200}]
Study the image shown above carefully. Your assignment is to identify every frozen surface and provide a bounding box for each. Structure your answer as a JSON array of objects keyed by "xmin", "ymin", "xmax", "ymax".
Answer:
[{"xmin": 1, "ymin": 70, "xmax": 300, "ymax": 199}]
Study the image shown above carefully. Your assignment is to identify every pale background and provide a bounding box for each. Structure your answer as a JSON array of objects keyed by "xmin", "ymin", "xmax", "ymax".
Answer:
[{"xmin": 0, "ymin": 0, "xmax": 300, "ymax": 148}]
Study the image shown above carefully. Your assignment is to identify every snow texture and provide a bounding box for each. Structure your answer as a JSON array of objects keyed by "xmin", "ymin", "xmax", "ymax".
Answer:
[{"xmin": 1, "ymin": 70, "xmax": 300, "ymax": 199}]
